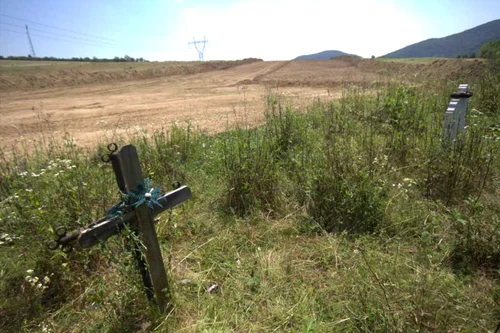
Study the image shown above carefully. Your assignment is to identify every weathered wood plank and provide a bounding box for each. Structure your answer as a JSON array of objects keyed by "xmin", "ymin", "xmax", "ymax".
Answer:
[
  {"xmin": 75, "ymin": 186, "xmax": 191, "ymax": 249},
  {"xmin": 109, "ymin": 147, "xmax": 154, "ymax": 302},
  {"xmin": 118, "ymin": 145, "xmax": 171, "ymax": 313}
]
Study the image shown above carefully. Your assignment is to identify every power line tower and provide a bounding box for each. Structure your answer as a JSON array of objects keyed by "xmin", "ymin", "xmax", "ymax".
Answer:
[
  {"xmin": 188, "ymin": 37, "xmax": 208, "ymax": 61},
  {"xmin": 25, "ymin": 25, "xmax": 36, "ymax": 57}
]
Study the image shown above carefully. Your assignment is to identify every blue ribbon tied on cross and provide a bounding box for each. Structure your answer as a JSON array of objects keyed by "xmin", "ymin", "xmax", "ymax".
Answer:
[{"xmin": 106, "ymin": 178, "xmax": 164, "ymax": 217}]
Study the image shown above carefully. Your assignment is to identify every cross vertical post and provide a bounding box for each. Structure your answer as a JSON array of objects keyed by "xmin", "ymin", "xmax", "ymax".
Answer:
[
  {"xmin": 117, "ymin": 145, "xmax": 172, "ymax": 313},
  {"xmin": 109, "ymin": 148, "xmax": 155, "ymax": 302}
]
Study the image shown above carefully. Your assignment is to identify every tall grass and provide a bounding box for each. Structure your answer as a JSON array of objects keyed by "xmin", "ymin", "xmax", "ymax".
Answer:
[{"xmin": 1, "ymin": 72, "xmax": 499, "ymax": 332}]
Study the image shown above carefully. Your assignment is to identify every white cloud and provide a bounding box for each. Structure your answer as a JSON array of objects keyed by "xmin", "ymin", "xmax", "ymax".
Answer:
[{"xmin": 156, "ymin": 0, "xmax": 428, "ymax": 60}]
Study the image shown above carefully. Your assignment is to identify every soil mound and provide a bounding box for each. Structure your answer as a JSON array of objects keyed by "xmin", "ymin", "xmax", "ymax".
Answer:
[
  {"xmin": 356, "ymin": 58, "xmax": 486, "ymax": 81},
  {"xmin": 0, "ymin": 59, "xmax": 263, "ymax": 91}
]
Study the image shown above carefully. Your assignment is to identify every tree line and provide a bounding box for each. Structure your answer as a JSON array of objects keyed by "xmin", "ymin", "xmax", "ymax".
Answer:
[
  {"xmin": 0, "ymin": 55, "xmax": 149, "ymax": 62},
  {"xmin": 456, "ymin": 40, "xmax": 500, "ymax": 59},
  {"xmin": 480, "ymin": 40, "xmax": 500, "ymax": 59}
]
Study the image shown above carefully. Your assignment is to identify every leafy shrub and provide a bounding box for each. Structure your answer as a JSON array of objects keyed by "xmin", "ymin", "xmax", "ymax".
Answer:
[
  {"xmin": 449, "ymin": 198, "xmax": 500, "ymax": 273},
  {"xmin": 480, "ymin": 40, "xmax": 500, "ymax": 59},
  {"xmin": 135, "ymin": 123, "xmax": 199, "ymax": 184},
  {"xmin": 307, "ymin": 173, "xmax": 387, "ymax": 234},
  {"xmin": 264, "ymin": 95, "xmax": 304, "ymax": 158},
  {"xmin": 222, "ymin": 127, "xmax": 281, "ymax": 217},
  {"xmin": 425, "ymin": 109, "xmax": 498, "ymax": 203}
]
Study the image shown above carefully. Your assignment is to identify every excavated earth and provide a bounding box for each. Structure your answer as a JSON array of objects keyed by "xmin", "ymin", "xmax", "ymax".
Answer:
[{"xmin": 0, "ymin": 57, "xmax": 486, "ymax": 150}]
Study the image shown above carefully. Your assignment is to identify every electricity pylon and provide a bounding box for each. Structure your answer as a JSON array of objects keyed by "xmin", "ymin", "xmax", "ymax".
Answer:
[
  {"xmin": 188, "ymin": 37, "xmax": 208, "ymax": 61},
  {"xmin": 25, "ymin": 25, "xmax": 36, "ymax": 57}
]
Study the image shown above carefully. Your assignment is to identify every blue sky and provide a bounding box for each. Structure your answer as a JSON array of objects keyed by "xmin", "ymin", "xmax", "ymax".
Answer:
[{"xmin": 0, "ymin": 0, "xmax": 499, "ymax": 61}]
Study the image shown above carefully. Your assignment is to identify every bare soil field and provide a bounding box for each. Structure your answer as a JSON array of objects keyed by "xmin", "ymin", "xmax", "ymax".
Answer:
[{"xmin": 0, "ymin": 57, "xmax": 486, "ymax": 150}]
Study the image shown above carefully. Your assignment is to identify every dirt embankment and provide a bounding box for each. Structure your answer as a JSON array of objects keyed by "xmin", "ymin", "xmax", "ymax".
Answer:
[
  {"xmin": 0, "ymin": 57, "xmax": 488, "ymax": 151},
  {"xmin": 0, "ymin": 58, "xmax": 263, "ymax": 91},
  {"xmin": 356, "ymin": 58, "xmax": 487, "ymax": 81},
  {"xmin": 252, "ymin": 57, "xmax": 487, "ymax": 88}
]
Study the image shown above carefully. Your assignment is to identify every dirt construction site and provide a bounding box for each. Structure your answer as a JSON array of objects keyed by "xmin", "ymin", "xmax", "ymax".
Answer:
[{"xmin": 0, "ymin": 57, "xmax": 486, "ymax": 150}]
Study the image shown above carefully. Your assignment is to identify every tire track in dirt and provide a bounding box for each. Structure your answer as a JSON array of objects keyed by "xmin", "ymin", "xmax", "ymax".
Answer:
[
  {"xmin": 251, "ymin": 61, "xmax": 293, "ymax": 83},
  {"xmin": 232, "ymin": 61, "xmax": 293, "ymax": 86}
]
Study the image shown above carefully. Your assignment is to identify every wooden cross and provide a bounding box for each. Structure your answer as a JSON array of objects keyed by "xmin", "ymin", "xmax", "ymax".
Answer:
[
  {"xmin": 443, "ymin": 84, "xmax": 473, "ymax": 144},
  {"xmin": 47, "ymin": 144, "xmax": 191, "ymax": 313}
]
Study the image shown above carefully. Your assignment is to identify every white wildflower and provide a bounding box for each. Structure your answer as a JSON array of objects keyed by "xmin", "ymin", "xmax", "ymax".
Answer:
[{"xmin": 41, "ymin": 323, "xmax": 51, "ymax": 333}]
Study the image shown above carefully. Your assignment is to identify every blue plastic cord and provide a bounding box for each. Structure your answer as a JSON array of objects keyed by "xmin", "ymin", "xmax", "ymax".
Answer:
[{"xmin": 106, "ymin": 178, "xmax": 164, "ymax": 217}]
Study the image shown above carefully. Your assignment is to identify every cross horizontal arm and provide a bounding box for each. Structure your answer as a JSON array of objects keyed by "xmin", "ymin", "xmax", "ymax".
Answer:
[{"xmin": 52, "ymin": 185, "xmax": 191, "ymax": 250}]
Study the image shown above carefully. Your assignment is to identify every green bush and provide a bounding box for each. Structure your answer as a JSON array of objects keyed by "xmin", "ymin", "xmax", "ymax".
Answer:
[
  {"xmin": 221, "ymin": 127, "xmax": 282, "ymax": 217},
  {"xmin": 450, "ymin": 198, "xmax": 500, "ymax": 273},
  {"xmin": 134, "ymin": 123, "xmax": 199, "ymax": 184},
  {"xmin": 480, "ymin": 40, "xmax": 500, "ymax": 59},
  {"xmin": 307, "ymin": 173, "xmax": 387, "ymax": 234}
]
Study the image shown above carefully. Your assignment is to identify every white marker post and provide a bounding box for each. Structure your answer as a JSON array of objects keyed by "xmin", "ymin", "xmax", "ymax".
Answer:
[{"xmin": 443, "ymin": 84, "xmax": 473, "ymax": 144}]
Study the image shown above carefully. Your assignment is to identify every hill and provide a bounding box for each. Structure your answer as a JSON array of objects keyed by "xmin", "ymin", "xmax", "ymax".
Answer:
[
  {"xmin": 294, "ymin": 50, "xmax": 358, "ymax": 60},
  {"xmin": 383, "ymin": 19, "xmax": 500, "ymax": 58}
]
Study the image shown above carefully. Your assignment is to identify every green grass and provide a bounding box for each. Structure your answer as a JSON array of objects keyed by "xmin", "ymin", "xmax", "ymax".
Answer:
[{"xmin": 1, "ymin": 71, "xmax": 499, "ymax": 332}]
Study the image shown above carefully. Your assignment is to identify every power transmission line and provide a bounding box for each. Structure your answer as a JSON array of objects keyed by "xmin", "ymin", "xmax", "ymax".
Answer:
[
  {"xmin": 1, "ymin": 22, "xmax": 120, "ymax": 46},
  {"xmin": 1, "ymin": 28, "xmax": 119, "ymax": 48},
  {"xmin": 1, "ymin": 28, "xmax": 119, "ymax": 49},
  {"xmin": 0, "ymin": 13, "xmax": 122, "ymax": 43}
]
